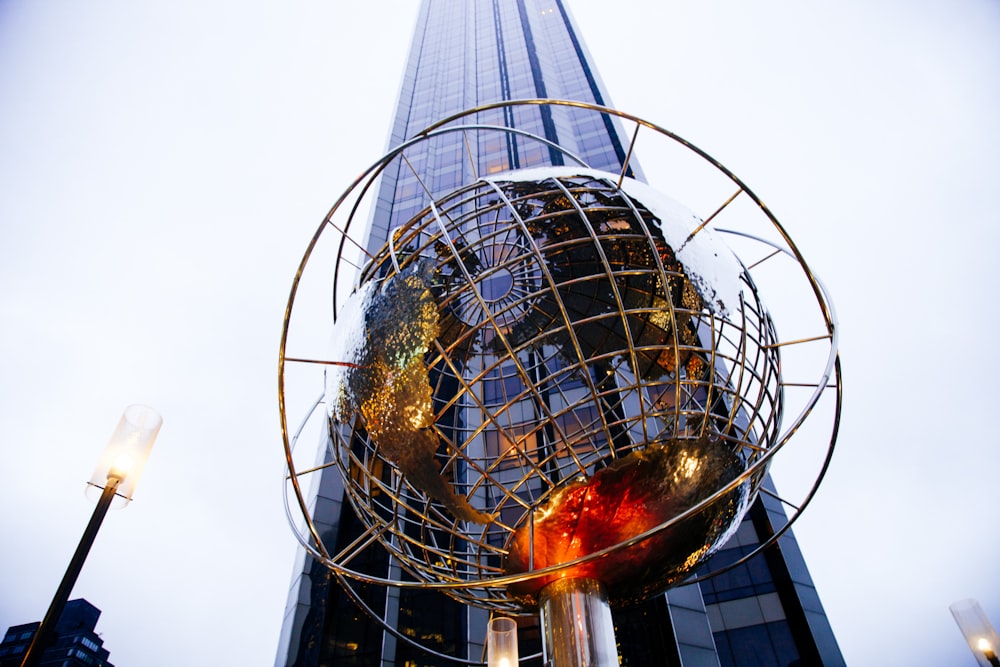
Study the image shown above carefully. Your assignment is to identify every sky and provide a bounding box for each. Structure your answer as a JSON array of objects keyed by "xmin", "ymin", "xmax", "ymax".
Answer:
[{"xmin": 0, "ymin": 1, "xmax": 998, "ymax": 666}]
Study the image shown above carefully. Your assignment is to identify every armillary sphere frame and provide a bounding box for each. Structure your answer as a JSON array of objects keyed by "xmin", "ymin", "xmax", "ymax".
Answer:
[{"xmin": 278, "ymin": 99, "xmax": 841, "ymax": 665}]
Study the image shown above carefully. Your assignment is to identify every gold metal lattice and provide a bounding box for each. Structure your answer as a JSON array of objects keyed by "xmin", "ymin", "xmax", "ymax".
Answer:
[{"xmin": 279, "ymin": 100, "xmax": 840, "ymax": 636}]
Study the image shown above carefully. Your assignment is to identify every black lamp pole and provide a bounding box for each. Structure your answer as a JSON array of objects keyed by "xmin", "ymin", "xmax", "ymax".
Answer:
[{"xmin": 20, "ymin": 476, "xmax": 122, "ymax": 667}]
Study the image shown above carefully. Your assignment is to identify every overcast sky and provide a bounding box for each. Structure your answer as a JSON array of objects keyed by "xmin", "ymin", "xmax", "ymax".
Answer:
[{"xmin": 1, "ymin": 1, "xmax": 998, "ymax": 666}]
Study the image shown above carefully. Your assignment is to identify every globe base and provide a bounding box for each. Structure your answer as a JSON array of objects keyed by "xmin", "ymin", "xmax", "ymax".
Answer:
[{"xmin": 540, "ymin": 578, "xmax": 619, "ymax": 667}]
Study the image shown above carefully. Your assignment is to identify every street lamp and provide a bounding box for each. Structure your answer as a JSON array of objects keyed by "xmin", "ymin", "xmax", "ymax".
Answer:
[
  {"xmin": 487, "ymin": 617, "xmax": 518, "ymax": 667},
  {"xmin": 20, "ymin": 404, "xmax": 162, "ymax": 667},
  {"xmin": 950, "ymin": 598, "xmax": 1000, "ymax": 667}
]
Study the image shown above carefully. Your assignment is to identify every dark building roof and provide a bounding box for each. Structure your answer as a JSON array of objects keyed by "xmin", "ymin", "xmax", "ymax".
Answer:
[{"xmin": 0, "ymin": 599, "xmax": 114, "ymax": 667}]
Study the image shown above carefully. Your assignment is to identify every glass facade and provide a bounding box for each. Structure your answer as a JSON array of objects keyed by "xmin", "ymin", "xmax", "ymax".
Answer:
[
  {"xmin": 276, "ymin": 1, "xmax": 844, "ymax": 665},
  {"xmin": 362, "ymin": 0, "xmax": 639, "ymax": 259}
]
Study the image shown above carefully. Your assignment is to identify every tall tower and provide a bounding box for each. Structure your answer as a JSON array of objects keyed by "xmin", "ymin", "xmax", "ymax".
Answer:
[{"xmin": 276, "ymin": 1, "xmax": 844, "ymax": 665}]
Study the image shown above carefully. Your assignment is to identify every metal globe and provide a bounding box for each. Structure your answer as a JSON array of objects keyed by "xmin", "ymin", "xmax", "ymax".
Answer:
[{"xmin": 323, "ymin": 166, "xmax": 780, "ymax": 610}]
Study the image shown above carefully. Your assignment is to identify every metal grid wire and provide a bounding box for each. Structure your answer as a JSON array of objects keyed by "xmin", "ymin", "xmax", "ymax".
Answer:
[
  {"xmin": 279, "ymin": 101, "xmax": 840, "ymax": 629},
  {"xmin": 325, "ymin": 170, "xmax": 779, "ymax": 610}
]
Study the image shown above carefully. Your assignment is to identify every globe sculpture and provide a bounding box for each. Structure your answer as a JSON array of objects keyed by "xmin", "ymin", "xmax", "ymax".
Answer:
[{"xmin": 279, "ymin": 101, "xmax": 841, "ymax": 666}]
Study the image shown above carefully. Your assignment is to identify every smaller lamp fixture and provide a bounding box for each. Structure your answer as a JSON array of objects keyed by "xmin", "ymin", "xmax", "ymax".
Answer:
[
  {"xmin": 20, "ymin": 405, "xmax": 162, "ymax": 667},
  {"xmin": 487, "ymin": 617, "xmax": 518, "ymax": 667},
  {"xmin": 88, "ymin": 404, "xmax": 162, "ymax": 502},
  {"xmin": 950, "ymin": 599, "xmax": 1000, "ymax": 667}
]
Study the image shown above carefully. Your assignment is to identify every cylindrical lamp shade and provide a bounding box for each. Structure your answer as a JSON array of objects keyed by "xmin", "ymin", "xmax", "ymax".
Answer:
[
  {"xmin": 88, "ymin": 404, "xmax": 162, "ymax": 502},
  {"xmin": 487, "ymin": 617, "xmax": 518, "ymax": 667},
  {"xmin": 950, "ymin": 599, "xmax": 1000, "ymax": 667}
]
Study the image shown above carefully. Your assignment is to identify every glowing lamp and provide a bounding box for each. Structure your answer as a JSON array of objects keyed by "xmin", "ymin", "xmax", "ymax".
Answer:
[
  {"xmin": 950, "ymin": 599, "xmax": 1000, "ymax": 667},
  {"xmin": 88, "ymin": 404, "xmax": 162, "ymax": 502},
  {"xmin": 487, "ymin": 617, "xmax": 518, "ymax": 667},
  {"xmin": 20, "ymin": 405, "xmax": 162, "ymax": 667}
]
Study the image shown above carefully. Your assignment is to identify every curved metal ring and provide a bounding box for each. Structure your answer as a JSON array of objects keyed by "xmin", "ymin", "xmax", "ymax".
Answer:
[{"xmin": 279, "ymin": 98, "xmax": 841, "ymax": 651}]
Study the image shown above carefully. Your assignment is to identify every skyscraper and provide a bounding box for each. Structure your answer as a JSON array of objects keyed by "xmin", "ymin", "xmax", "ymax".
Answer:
[{"xmin": 276, "ymin": 1, "xmax": 843, "ymax": 665}]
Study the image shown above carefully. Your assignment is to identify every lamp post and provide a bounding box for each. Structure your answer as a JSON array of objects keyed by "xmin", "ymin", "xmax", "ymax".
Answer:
[
  {"xmin": 487, "ymin": 617, "xmax": 518, "ymax": 667},
  {"xmin": 20, "ymin": 405, "xmax": 162, "ymax": 667},
  {"xmin": 950, "ymin": 599, "xmax": 1000, "ymax": 667}
]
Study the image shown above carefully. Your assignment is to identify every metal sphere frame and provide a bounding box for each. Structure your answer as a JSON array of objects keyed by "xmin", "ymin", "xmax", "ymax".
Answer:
[{"xmin": 279, "ymin": 99, "xmax": 841, "ymax": 664}]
